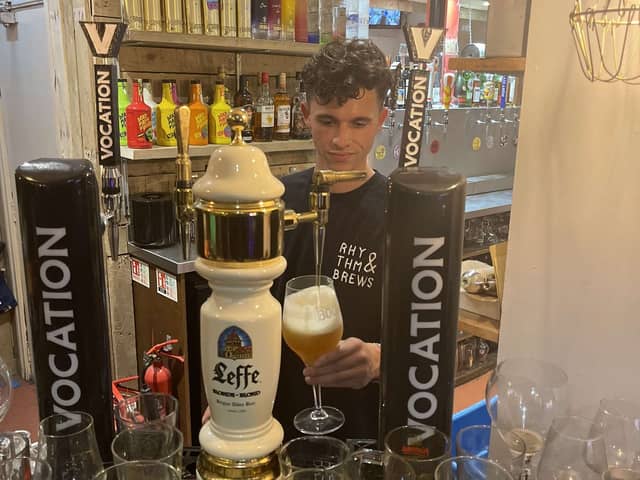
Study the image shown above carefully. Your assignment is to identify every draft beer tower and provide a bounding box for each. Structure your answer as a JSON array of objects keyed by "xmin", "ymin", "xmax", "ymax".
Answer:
[{"xmin": 192, "ymin": 110, "xmax": 365, "ymax": 479}]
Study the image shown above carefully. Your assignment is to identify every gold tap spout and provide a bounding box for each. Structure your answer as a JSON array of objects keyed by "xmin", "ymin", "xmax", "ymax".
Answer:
[
  {"xmin": 284, "ymin": 169, "xmax": 368, "ymax": 230},
  {"xmin": 175, "ymin": 105, "xmax": 195, "ymax": 260}
]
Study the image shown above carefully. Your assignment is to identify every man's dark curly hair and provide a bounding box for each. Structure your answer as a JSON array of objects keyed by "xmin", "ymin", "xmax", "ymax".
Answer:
[{"xmin": 302, "ymin": 39, "xmax": 393, "ymax": 107}]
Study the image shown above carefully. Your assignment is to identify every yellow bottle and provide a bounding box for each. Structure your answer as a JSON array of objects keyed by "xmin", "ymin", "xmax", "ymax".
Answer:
[
  {"xmin": 157, "ymin": 80, "xmax": 178, "ymax": 146},
  {"xmin": 209, "ymin": 83, "xmax": 232, "ymax": 145},
  {"xmin": 188, "ymin": 80, "xmax": 209, "ymax": 146}
]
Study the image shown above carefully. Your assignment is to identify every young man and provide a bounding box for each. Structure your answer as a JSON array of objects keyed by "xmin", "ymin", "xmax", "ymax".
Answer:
[{"xmin": 272, "ymin": 39, "xmax": 394, "ymax": 441}]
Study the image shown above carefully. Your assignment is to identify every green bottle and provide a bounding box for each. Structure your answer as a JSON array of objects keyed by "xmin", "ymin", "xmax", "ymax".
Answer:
[{"xmin": 117, "ymin": 79, "xmax": 130, "ymax": 146}]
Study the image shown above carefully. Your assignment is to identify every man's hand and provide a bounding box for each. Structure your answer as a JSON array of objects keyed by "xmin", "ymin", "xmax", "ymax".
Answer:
[{"xmin": 303, "ymin": 337, "xmax": 380, "ymax": 389}]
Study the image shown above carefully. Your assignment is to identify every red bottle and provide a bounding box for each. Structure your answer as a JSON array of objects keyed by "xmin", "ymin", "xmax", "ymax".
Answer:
[{"xmin": 126, "ymin": 80, "xmax": 153, "ymax": 149}]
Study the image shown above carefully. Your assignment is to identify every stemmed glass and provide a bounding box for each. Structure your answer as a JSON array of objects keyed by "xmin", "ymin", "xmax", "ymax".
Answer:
[
  {"xmin": 0, "ymin": 355, "xmax": 12, "ymax": 423},
  {"xmin": 592, "ymin": 398, "xmax": 640, "ymax": 478},
  {"xmin": 282, "ymin": 275, "xmax": 345, "ymax": 435},
  {"xmin": 485, "ymin": 358, "xmax": 569, "ymax": 478},
  {"xmin": 537, "ymin": 416, "xmax": 608, "ymax": 480}
]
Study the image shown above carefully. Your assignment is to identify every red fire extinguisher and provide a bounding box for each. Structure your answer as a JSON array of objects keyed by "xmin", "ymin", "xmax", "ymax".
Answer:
[{"xmin": 141, "ymin": 339, "xmax": 184, "ymax": 394}]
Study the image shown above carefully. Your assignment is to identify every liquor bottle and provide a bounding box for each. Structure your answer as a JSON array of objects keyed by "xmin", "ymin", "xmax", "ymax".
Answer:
[
  {"xmin": 307, "ymin": 0, "xmax": 319, "ymax": 43},
  {"xmin": 345, "ymin": 0, "xmax": 358, "ymax": 39},
  {"xmin": 357, "ymin": 0, "xmax": 368, "ymax": 39},
  {"xmin": 281, "ymin": 0, "xmax": 295, "ymax": 41},
  {"xmin": 253, "ymin": 72, "xmax": 274, "ymax": 142},
  {"xmin": 332, "ymin": 0, "xmax": 346, "ymax": 40},
  {"xmin": 185, "ymin": 0, "xmax": 204, "ymax": 34},
  {"xmin": 217, "ymin": 66, "xmax": 233, "ymax": 106},
  {"xmin": 472, "ymin": 74, "xmax": 482, "ymax": 107},
  {"xmin": 202, "ymin": 0, "xmax": 220, "ymax": 35},
  {"xmin": 464, "ymin": 71, "xmax": 474, "ymax": 106},
  {"xmin": 295, "ymin": 0, "xmax": 308, "ymax": 42},
  {"xmin": 157, "ymin": 79, "xmax": 178, "ymax": 146},
  {"xmin": 268, "ymin": 0, "xmax": 282, "ymax": 40},
  {"xmin": 209, "ymin": 82, "xmax": 232, "ymax": 144},
  {"xmin": 187, "ymin": 80, "xmax": 209, "ymax": 145},
  {"xmin": 163, "ymin": 0, "xmax": 184, "ymax": 32},
  {"xmin": 142, "ymin": 0, "xmax": 162, "ymax": 31},
  {"xmin": 126, "ymin": 80, "xmax": 153, "ymax": 149},
  {"xmin": 233, "ymin": 75, "xmax": 254, "ymax": 143},
  {"xmin": 291, "ymin": 73, "xmax": 311, "ymax": 139},
  {"xmin": 274, "ymin": 72, "xmax": 291, "ymax": 141},
  {"xmin": 221, "ymin": 0, "xmax": 237, "ymax": 36},
  {"xmin": 319, "ymin": 0, "xmax": 332, "ymax": 44},
  {"xmin": 123, "ymin": 0, "xmax": 144, "ymax": 30},
  {"xmin": 237, "ymin": 0, "xmax": 251, "ymax": 37},
  {"xmin": 117, "ymin": 79, "xmax": 129, "ymax": 146},
  {"xmin": 141, "ymin": 79, "xmax": 158, "ymax": 144},
  {"xmin": 251, "ymin": 0, "xmax": 269, "ymax": 39}
]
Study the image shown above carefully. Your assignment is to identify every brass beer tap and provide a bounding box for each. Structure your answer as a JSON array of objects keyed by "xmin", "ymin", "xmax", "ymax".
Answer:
[{"xmin": 174, "ymin": 106, "xmax": 195, "ymax": 260}]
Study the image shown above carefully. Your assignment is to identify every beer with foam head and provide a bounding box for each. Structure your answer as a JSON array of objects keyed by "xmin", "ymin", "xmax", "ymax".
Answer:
[{"xmin": 282, "ymin": 284, "xmax": 343, "ymax": 366}]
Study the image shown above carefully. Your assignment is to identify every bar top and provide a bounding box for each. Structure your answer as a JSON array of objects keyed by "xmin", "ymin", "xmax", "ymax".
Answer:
[{"xmin": 128, "ymin": 188, "xmax": 513, "ymax": 275}]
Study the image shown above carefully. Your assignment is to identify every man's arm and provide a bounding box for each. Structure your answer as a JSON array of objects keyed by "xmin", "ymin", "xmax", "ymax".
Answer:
[{"xmin": 302, "ymin": 338, "xmax": 380, "ymax": 389}]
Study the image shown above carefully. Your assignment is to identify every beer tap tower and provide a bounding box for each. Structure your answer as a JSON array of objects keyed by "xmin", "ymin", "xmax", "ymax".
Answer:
[{"xmin": 189, "ymin": 110, "xmax": 365, "ymax": 479}]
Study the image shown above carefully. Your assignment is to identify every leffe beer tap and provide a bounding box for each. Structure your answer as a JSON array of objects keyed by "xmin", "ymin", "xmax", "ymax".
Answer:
[
  {"xmin": 174, "ymin": 106, "xmax": 195, "ymax": 260},
  {"xmin": 193, "ymin": 109, "xmax": 367, "ymax": 480}
]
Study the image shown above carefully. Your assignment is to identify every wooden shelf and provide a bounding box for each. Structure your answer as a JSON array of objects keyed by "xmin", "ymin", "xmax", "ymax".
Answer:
[
  {"xmin": 120, "ymin": 140, "xmax": 314, "ymax": 160},
  {"xmin": 458, "ymin": 309, "xmax": 500, "ymax": 343},
  {"xmin": 123, "ymin": 31, "xmax": 320, "ymax": 57},
  {"xmin": 448, "ymin": 57, "xmax": 526, "ymax": 73}
]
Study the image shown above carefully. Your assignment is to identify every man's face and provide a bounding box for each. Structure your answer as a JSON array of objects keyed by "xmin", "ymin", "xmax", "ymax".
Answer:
[{"xmin": 303, "ymin": 89, "xmax": 388, "ymax": 172}]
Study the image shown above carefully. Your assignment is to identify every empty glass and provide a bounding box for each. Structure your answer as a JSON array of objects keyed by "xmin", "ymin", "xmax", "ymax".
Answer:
[
  {"xmin": 93, "ymin": 461, "xmax": 181, "ymax": 480},
  {"xmin": 0, "ymin": 432, "xmax": 29, "ymax": 461},
  {"xmin": 349, "ymin": 449, "xmax": 416, "ymax": 480},
  {"xmin": 278, "ymin": 436, "xmax": 350, "ymax": 477},
  {"xmin": 434, "ymin": 456, "xmax": 514, "ymax": 480},
  {"xmin": 0, "ymin": 458, "xmax": 52, "ymax": 480},
  {"xmin": 486, "ymin": 358, "xmax": 569, "ymax": 477},
  {"xmin": 111, "ymin": 424, "xmax": 183, "ymax": 473},
  {"xmin": 537, "ymin": 416, "xmax": 607, "ymax": 480},
  {"xmin": 115, "ymin": 393, "xmax": 178, "ymax": 431},
  {"xmin": 38, "ymin": 411, "xmax": 103, "ymax": 480},
  {"xmin": 0, "ymin": 356, "xmax": 11, "ymax": 423},
  {"xmin": 456, "ymin": 425, "xmax": 526, "ymax": 476},
  {"xmin": 593, "ymin": 398, "xmax": 640, "ymax": 471},
  {"xmin": 384, "ymin": 425, "xmax": 450, "ymax": 479}
]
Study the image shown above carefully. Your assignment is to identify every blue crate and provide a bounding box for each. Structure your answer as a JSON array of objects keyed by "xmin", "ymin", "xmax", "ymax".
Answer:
[{"xmin": 451, "ymin": 400, "xmax": 491, "ymax": 456}]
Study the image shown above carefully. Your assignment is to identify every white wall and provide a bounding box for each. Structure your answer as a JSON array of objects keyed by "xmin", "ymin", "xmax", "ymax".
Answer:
[
  {"xmin": 499, "ymin": 0, "xmax": 640, "ymax": 410},
  {"xmin": 0, "ymin": 5, "xmax": 59, "ymax": 170}
]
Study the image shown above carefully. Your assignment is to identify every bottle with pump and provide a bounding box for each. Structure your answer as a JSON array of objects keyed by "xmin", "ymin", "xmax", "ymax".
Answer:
[
  {"xmin": 203, "ymin": 0, "xmax": 220, "ymax": 35},
  {"xmin": 307, "ymin": 0, "xmax": 319, "ymax": 43},
  {"xmin": 221, "ymin": 0, "xmax": 238, "ymax": 36},
  {"xmin": 126, "ymin": 80, "xmax": 153, "ymax": 149},
  {"xmin": 157, "ymin": 79, "xmax": 178, "ymax": 146},
  {"xmin": 295, "ymin": 0, "xmax": 308, "ymax": 42},
  {"xmin": 210, "ymin": 82, "xmax": 232, "ymax": 144},
  {"xmin": 188, "ymin": 80, "xmax": 209, "ymax": 145},
  {"xmin": 268, "ymin": 0, "xmax": 282, "ymax": 40},
  {"xmin": 117, "ymin": 79, "xmax": 130, "ymax": 146},
  {"xmin": 253, "ymin": 72, "xmax": 274, "ymax": 142},
  {"xmin": 141, "ymin": 79, "xmax": 158, "ymax": 144},
  {"xmin": 251, "ymin": 0, "xmax": 269, "ymax": 39},
  {"xmin": 233, "ymin": 75, "xmax": 254, "ymax": 143},
  {"xmin": 274, "ymin": 73, "xmax": 291, "ymax": 141}
]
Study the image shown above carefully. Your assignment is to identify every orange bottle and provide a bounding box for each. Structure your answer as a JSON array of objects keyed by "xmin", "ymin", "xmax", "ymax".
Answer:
[
  {"xmin": 188, "ymin": 80, "xmax": 209, "ymax": 145},
  {"xmin": 126, "ymin": 80, "xmax": 153, "ymax": 149}
]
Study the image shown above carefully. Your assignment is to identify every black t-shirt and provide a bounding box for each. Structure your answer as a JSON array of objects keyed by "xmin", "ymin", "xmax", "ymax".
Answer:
[{"xmin": 272, "ymin": 168, "xmax": 387, "ymax": 441}]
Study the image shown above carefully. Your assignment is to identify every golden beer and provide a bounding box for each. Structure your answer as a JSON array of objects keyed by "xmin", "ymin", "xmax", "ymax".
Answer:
[
  {"xmin": 283, "ymin": 323, "xmax": 343, "ymax": 366},
  {"xmin": 282, "ymin": 284, "xmax": 344, "ymax": 366}
]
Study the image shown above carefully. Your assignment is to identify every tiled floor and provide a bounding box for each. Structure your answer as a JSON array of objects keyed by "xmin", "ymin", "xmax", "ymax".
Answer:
[{"xmin": 0, "ymin": 372, "xmax": 490, "ymax": 441}]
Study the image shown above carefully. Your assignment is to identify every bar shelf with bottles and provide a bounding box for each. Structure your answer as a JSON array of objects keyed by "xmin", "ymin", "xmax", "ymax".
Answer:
[{"xmin": 121, "ymin": 0, "xmax": 370, "ymax": 55}]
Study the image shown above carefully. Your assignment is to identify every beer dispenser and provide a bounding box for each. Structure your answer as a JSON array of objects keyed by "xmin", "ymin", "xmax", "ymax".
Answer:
[
  {"xmin": 191, "ymin": 110, "xmax": 365, "ymax": 479},
  {"xmin": 379, "ymin": 4, "xmax": 466, "ymax": 441}
]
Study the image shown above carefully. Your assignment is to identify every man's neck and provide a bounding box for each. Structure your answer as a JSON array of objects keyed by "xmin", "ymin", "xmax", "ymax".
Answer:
[{"xmin": 327, "ymin": 166, "xmax": 375, "ymax": 194}]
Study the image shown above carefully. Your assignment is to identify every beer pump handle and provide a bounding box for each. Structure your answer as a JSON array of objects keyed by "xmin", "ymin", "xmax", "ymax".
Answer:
[{"xmin": 174, "ymin": 105, "xmax": 195, "ymax": 260}]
